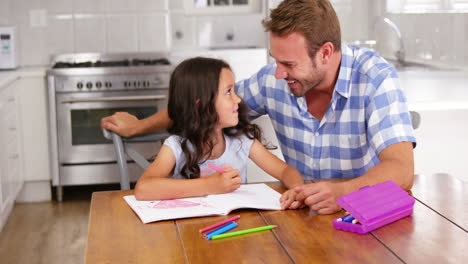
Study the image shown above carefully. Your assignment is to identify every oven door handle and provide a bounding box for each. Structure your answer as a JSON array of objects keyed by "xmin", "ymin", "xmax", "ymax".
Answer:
[{"xmin": 60, "ymin": 95, "xmax": 167, "ymax": 103}]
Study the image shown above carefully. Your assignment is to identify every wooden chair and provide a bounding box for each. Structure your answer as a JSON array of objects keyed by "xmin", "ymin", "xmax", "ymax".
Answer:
[{"xmin": 102, "ymin": 129, "xmax": 169, "ymax": 190}]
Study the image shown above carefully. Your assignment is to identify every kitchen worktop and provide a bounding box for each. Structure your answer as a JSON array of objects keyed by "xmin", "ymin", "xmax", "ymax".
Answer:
[
  {"xmin": 399, "ymin": 70, "xmax": 468, "ymax": 111},
  {"xmin": 0, "ymin": 67, "xmax": 47, "ymax": 88}
]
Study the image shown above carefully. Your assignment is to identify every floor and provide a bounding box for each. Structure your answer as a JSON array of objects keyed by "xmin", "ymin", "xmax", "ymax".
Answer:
[{"xmin": 0, "ymin": 184, "xmax": 122, "ymax": 264}]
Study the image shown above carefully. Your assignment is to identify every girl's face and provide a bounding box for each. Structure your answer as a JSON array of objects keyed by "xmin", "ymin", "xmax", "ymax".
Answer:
[{"xmin": 215, "ymin": 68, "xmax": 241, "ymax": 129}]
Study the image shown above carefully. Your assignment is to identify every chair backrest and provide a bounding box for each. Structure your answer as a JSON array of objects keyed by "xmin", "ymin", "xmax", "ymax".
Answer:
[
  {"xmin": 103, "ymin": 129, "xmax": 169, "ymax": 190},
  {"xmin": 410, "ymin": 111, "xmax": 421, "ymax": 130}
]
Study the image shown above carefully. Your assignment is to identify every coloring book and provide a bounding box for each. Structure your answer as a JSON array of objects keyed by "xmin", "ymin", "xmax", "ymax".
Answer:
[{"xmin": 124, "ymin": 184, "xmax": 282, "ymax": 223}]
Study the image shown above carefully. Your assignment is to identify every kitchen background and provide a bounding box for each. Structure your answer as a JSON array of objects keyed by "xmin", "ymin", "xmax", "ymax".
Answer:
[
  {"xmin": 1, "ymin": 0, "xmax": 467, "ymax": 235},
  {"xmin": 1, "ymin": 0, "xmax": 467, "ymax": 262},
  {"xmin": 1, "ymin": 0, "xmax": 468, "ymax": 68}
]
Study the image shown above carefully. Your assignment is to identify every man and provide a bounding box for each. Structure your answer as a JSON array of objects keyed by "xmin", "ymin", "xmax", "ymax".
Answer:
[{"xmin": 101, "ymin": 0, "xmax": 416, "ymax": 214}]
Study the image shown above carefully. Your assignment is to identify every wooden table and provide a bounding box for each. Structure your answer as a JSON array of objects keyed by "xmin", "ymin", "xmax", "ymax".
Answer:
[
  {"xmin": 411, "ymin": 173, "xmax": 468, "ymax": 232},
  {"xmin": 86, "ymin": 182, "xmax": 468, "ymax": 263}
]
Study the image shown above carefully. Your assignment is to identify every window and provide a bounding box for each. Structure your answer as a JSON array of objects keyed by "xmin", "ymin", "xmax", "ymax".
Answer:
[
  {"xmin": 387, "ymin": 0, "xmax": 468, "ymax": 13},
  {"xmin": 451, "ymin": 0, "xmax": 468, "ymax": 9}
]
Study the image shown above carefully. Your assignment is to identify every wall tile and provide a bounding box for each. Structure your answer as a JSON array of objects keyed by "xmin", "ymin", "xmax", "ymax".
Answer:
[
  {"xmin": 132, "ymin": 0, "xmax": 168, "ymax": 12},
  {"xmin": 169, "ymin": 0, "xmax": 185, "ymax": 10},
  {"xmin": 138, "ymin": 14, "xmax": 170, "ymax": 52},
  {"xmin": 16, "ymin": 15, "xmax": 48, "ymax": 66},
  {"xmin": 43, "ymin": 0, "xmax": 73, "ymax": 14},
  {"xmin": 452, "ymin": 14, "xmax": 466, "ymax": 66},
  {"xmin": 72, "ymin": 0, "xmax": 108, "ymax": 14},
  {"xmin": 74, "ymin": 15, "xmax": 106, "ymax": 53},
  {"xmin": 0, "ymin": 0, "xmax": 12, "ymax": 24},
  {"xmin": 11, "ymin": 0, "xmax": 42, "ymax": 16},
  {"xmin": 107, "ymin": 15, "xmax": 138, "ymax": 52},
  {"xmin": 47, "ymin": 15, "xmax": 74, "ymax": 59},
  {"xmin": 107, "ymin": 0, "xmax": 135, "ymax": 13}
]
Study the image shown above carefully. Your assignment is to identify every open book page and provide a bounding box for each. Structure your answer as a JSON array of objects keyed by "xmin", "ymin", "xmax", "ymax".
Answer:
[
  {"xmin": 206, "ymin": 184, "xmax": 282, "ymax": 213},
  {"xmin": 123, "ymin": 183, "xmax": 282, "ymax": 224},
  {"xmin": 123, "ymin": 196, "xmax": 225, "ymax": 224}
]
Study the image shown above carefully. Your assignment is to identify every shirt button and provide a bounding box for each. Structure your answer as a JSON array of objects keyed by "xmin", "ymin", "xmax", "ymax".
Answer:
[
  {"xmin": 312, "ymin": 163, "xmax": 317, "ymax": 168},
  {"xmin": 315, "ymin": 132, "xmax": 319, "ymax": 136}
]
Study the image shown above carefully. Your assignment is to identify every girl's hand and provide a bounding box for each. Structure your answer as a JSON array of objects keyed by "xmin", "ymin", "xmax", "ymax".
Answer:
[
  {"xmin": 280, "ymin": 189, "xmax": 303, "ymax": 210},
  {"xmin": 206, "ymin": 168, "xmax": 241, "ymax": 194}
]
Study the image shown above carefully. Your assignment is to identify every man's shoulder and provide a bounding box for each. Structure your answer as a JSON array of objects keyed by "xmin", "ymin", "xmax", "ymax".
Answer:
[{"xmin": 347, "ymin": 44, "xmax": 397, "ymax": 79}]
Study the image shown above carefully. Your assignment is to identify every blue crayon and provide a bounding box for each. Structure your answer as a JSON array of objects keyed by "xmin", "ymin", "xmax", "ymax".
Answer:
[
  {"xmin": 205, "ymin": 221, "xmax": 238, "ymax": 240},
  {"xmin": 343, "ymin": 215, "xmax": 355, "ymax": 223},
  {"xmin": 337, "ymin": 213, "xmax": 352, "ymax": 222},
  {"xmin": 204, "ymin": 222, "xmax": 235, "ymax": 237},
  {"xmin": 336, "ymin": 212, "xmax": 350, "ymax": 222}
]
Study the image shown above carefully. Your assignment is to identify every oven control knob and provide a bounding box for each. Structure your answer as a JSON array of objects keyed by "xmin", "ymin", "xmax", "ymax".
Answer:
[
  {"xmin": 77, "ymin": 82, "xmax": 83, "ymax": 89},
  {"xmin": 105, "ymin": 82, "xmax": 112, "ymax": 88},
  {"xmin": 124, "ymin": 81, "xmax": 130, "ymax": 87},
  {"xmin": 134, "ymin": 81, "xmax": 140, "ymax": 87},
  {"xmin": 143, "ymin": 81, "xmax": 150, "ymax": 87},
  {"xmin": 86, "ymin": 82, "xmax": 93, "ymax": 89},
  {"xmin": 96, "ymin": 81, "xmax": 102, "ymax": 88}
]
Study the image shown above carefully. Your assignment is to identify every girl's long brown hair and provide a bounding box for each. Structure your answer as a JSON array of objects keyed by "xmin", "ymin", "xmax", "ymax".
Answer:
[{"xmin": 167, "ymin": 57, "xmax": 262, "ymax": 179}]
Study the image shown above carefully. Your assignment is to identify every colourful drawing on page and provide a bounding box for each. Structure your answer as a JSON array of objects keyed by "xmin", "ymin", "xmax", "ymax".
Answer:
[{"xmin": 150, "ymin": 200, "xmax": 201, "ymax": 209}]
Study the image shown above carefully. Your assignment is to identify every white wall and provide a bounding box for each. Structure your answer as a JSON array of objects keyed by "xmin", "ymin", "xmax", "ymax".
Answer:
[{"xmin": 2, "ymin": 0, "xmax": 267, "ymax": 67}]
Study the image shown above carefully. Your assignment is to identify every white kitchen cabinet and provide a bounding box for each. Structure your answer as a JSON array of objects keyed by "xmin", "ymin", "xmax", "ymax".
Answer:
[
  {"xmin": 183, "ymin": 0, "xmax": 262, "ymax": 14},
  {"xmin": 0, "ymin": 78, "xmax": 24, "ymax": 232},
  {"xmin": 15, "ymin": 75, "xmax": 52, "ymax": 202}
]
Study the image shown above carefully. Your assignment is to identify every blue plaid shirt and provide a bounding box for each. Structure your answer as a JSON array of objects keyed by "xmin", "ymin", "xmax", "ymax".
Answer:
[{"xmin": 236, "ymin": 43, "xmax": 416, "ymax": 180}]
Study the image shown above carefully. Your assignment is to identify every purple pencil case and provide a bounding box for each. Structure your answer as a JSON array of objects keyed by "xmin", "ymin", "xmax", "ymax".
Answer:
[{"xmin": 332, "ymin": 180, "xmax": 415, "ymax": 234}]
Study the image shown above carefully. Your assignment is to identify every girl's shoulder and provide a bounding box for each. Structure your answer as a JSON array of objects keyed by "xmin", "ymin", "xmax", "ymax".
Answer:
[
  {"xmin": 164, "ymin": 134, "xmax": 182, "ymax": 144},
  {"xmin": 163, "ymin": 135, "xmax": 186, "ymax": 151}
]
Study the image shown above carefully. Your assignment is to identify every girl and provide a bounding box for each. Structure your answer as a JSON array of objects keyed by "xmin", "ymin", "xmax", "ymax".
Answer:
[{"xmin": 134, "ymin": 57, "xmax": 303, "ymax": 209}]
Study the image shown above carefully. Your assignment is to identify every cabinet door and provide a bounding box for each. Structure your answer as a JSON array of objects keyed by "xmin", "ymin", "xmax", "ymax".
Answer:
[
  {"xmin": 184, "ymin": 0, "xmax": 261, "ymax": 14},
  {"xmin": 0, "ymin": 85, "xmax": 14, "ymax": 230},
  {"xmin": 0, "ymin": 80, "xmax": 23, "ymax": 230},
  {"xmin": 0, "ymin": 87, "xmax": 6, "ymax": 213},
  {"xmin": 5, "ymin": 82, "xmax": 23, "ymax": 198}
]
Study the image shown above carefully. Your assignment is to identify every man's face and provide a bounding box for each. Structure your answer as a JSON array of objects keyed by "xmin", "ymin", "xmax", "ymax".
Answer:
[{"xmin": 269, "ymin": 32, "xmax": 325, "ymax": 97}]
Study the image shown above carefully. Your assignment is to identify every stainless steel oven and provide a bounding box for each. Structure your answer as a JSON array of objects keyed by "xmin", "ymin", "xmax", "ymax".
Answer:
[{"xmin": 47, "ymin": 53, "xmax": 172, "ymax": 201}]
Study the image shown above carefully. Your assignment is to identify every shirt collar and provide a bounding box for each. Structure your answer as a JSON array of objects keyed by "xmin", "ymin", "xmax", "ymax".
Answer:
[{"xmin": 334, "ymin": 42, "xmax": 355, "ymax": 99}]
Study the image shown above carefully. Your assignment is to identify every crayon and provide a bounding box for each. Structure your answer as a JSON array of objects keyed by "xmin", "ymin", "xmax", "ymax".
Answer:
[
  {"xmin": 205, "ymin": 221, "xmax": 238, "ymax": 240},
  {"xmin": 199, "ymin": 215, "xmax": 240, "ymax": 233},
  {"xmin": 343, "ymin": 215, "xmax": 355, "ymax": 223},
  {"xmin": 208, "ymin": 163, "xmax": 227, "ymax": 173},
  {"xmin": 211, "ymin": 225, "xmax": 277, "ymax": 240}
]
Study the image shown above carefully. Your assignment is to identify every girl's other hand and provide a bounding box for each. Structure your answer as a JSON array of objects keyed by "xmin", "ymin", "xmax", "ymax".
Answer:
[
  {"xmin": 280, "ymin": 189, "xmax": 303, "ymax": 210},
  {"xmin": 207, "ymin": 168, "xmax": 241, "ymax": 194}
]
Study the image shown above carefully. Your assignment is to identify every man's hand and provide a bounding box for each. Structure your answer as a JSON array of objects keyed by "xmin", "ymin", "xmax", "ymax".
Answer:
[
  {"xmin": 294, "ymin": 182, "xmax": 343, "ymax": 214},
  {"xmin": 100, "ymin": 112, "xmax": 140, "ymax": 137}
]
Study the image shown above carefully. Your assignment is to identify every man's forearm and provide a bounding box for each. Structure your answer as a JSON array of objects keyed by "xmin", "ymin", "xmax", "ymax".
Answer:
[
  {"xmin": 137, "ymin": 108, "xmax": 173, "ymax": 135},
  {"xmin": 338, "ymin": 142, "xmax": 414, "ymax": 195}
]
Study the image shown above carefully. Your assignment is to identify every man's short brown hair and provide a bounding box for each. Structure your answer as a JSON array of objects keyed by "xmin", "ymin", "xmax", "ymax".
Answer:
[{"xmin": 263, "ymin": 0, "xmax": 341, "ymax": 57}]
